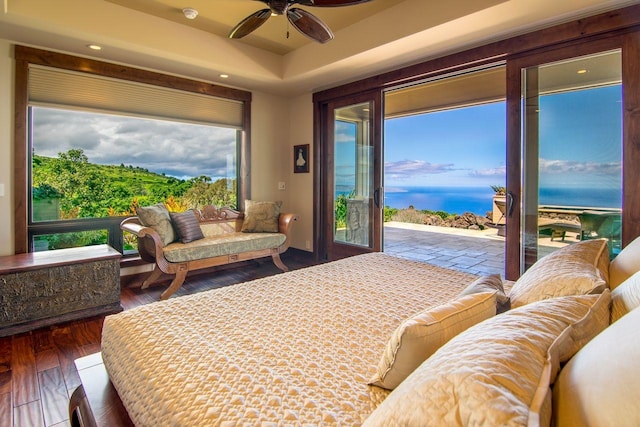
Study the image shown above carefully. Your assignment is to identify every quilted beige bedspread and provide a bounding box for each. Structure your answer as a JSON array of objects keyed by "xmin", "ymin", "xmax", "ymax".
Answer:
[{"xmin": 101, "ymin": 253, "xmax": 477, "ymax": 426}]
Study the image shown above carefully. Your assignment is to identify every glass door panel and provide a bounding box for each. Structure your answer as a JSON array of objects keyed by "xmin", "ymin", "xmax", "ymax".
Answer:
[
  {"xmin": 333, "ymin": 102, "xmax": 374, "ymax": 248},
  {"xmin": 321, "ymin": 92, "xmax": 383, "ymax": 261},
  {"xmin": 521, "ymin": 50, "xmax": 622, "ymax": 270}
]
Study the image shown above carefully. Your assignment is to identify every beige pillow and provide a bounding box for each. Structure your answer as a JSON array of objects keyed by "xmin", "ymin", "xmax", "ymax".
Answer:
[
  {"xmin": 611, "ymin": 270, "xmax": 640, "ymax": 323},
  {"xmin": 369, "ymin": 291, "xmax": 496, "ymax": 390},
  {"xmin": 364, "ymin": 291, "xmax": 611, "ymax": 427},
  {"xmin": 459, "ymin": 274, "xmax": 510, "ymax": 313},
  {"xmin": 610, "ymin": 236, "xmax": 640, "ymax": 289},
  {"xmin": 553, "ymin": 304, "xmax": 640, "ymax": 427},
  {"xmin": 136, "ymin": 203, "xmax": 175, "ymax": 246},
  {"xmin": 509, "ymin": 239, "xmax": 608, "ymax": 308},
  {"xmin": 241, "ymin": 200, "xmax": 282, "ymax": 233}
]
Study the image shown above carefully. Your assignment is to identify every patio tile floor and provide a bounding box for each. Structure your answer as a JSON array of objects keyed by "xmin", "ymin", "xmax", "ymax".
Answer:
[
  {"xmin": 383, "ymin": 222, "xmax": 506, "ymax": 277},
  {"xmin": 383, "ymin": 221, "xmax": 577, "ymax": 278}
]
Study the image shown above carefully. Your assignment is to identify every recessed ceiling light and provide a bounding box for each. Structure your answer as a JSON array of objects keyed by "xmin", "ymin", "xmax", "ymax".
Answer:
[
  {"xmin": 87, "ymin": 44, "xmax": 102, "ymax": 51},
  {"xmin": 577, "ymin": 69, "xmax": 588, "ymax": 74},
  {"xmin": 219, "ymin": 74, "xmax": 229, "ymax": 79},
  {"xmin": 183, "ymin": 8, "xmax": 198, "ymax": 20}
]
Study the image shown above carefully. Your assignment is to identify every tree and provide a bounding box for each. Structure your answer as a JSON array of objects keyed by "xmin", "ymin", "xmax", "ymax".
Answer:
[
  {"xmin": 58, "ymin": 148, "xmax": 88, "ymax": 163},
  {"xmin": 183, "ymin": 177, "xmax": 237, "ymax": 209}
]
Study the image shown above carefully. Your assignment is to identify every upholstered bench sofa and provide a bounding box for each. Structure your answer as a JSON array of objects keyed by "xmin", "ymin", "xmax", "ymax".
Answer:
[{"xmin": 121, "ymin": 201, "xmax": 297, "ymax": 299}]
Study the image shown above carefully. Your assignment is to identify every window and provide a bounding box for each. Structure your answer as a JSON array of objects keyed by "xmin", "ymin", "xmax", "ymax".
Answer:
[
  {"xmin": 30, "ymin": 107, "xmax": 239, "ymax": 253},
  {"xmin": 14, "ymin": 46, "xmax": 251, "ymax": 254}
]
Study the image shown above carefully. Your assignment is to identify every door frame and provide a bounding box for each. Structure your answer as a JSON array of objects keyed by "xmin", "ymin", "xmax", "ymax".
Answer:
[
  {"xmin": 315, "ymin": 90, "xmax": 383, "ymax": 261},
  {"xmin": 505, "ymin": 33, "xmax": 639, "ymax": 279},
  {"xmin": 313, "ymin": 5, "xmax": 640, "ymax": 273}
]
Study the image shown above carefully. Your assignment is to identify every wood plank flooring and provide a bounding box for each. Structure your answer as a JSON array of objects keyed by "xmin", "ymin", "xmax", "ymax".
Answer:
[{"xmin": 0, "ymin": 250, "xmax": 317, "ymax": 427}]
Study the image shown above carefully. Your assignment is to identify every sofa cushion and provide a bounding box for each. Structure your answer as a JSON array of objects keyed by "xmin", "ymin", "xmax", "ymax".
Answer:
[
  {"xmin": 170, "ymin": 210, "xmax": 204, "ymax": 243},
  {"xmin": 163, "ymin": 232, "xmax": 286, "ymax": 263},
  {"xmin": 553, "ymin": 304, "xmax": 640, "ymax": 427},
  {"xmin": 459, "ymin": 274, "xmax": 510, "ymax": 313},
  {"xmin": 609, "ymin": 235, "xmax": 640, "ymax": 289},
  {"xmin": 364, "ymin": 291, "xmax": 610, "ymax": 427},
  {"xmin": 241, "ymin": 200, "xmax": 282, "ymax": 233},
  {"xmin": 611, "ymin": 270, "xmax": 640, "ymax": 323},
  {"xmin": 369, "ymin": 291, "xmax": 496, "ymax": 390},
  {"xmin": 136, "ymin": 203, "xmax": 175, "ymax": 246},
  {"xmin": 509, "ymin": 239, "xmax": 608, "ymax": 308}
]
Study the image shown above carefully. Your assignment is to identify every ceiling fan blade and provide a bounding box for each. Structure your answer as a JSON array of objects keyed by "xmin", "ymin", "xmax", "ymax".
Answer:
[
  {"xmin": 287, "ymin": 8, "xmax": 334, "ymax": 43},
  {"xmin": 294, "ymin": 0, "xmax": 373, "ymax": 6},
  {"xmin": 228, "ymin": 9, "xmax": 271, "ymax": 39}
]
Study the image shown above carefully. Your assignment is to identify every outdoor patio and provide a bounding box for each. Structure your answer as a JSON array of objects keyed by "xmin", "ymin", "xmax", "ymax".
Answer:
[{"xmin": 383, "ymin": 221, "xmax": 578, "ymax": 277}]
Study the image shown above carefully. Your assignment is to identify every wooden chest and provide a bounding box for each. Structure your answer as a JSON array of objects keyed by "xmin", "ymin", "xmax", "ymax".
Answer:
[{"xmin": 0, "ymin": 244, "xmax": 122, "ymax": 336}]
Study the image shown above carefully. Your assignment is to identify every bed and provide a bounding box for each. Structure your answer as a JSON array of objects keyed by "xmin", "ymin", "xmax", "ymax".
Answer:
[
  {"xmin": 100, "ymin": 252, "xmax": 479, "ymax": 425},
  {"xmin": 83, "ymin": 238, "xmax": 640, "ymax": 426}
]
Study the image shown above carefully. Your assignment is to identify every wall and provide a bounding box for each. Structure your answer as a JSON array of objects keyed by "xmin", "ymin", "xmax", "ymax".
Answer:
[
  {"xmin": 250, "ymin": 91, "xmax": 313, "ymax": 252},
  {"xmin": 0, "ymin": 39, "xmax": 315, "ymax": 256},
  {"xmin": 0, "ymin": 40, "xmax": 14, "ymax": 256},
  {"xmin": 287, "ymin": 94, "xmax": 314, "ymax": 252}
]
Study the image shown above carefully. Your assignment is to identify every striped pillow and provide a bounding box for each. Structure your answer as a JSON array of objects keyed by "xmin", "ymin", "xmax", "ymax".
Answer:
[{"xmin": 170, "ymin": 210, "xmax": 204, "ymax": 243}]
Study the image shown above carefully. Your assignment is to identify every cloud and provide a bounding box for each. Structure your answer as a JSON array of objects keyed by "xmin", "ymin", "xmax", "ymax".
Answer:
[
  {"xmin": 32, "ymin": 108, "xmax": 237, "ymax": 179},
  {"xmin": 539, "ymin": 158, "xmax": 621, "ymax": 176},
  {"xmin": 385, "ymin": 160, "xmax": 455, "ymax": 180},
  {"xmin": 469, "ymin": 166, "xmax": 506, "ymax": 178}
]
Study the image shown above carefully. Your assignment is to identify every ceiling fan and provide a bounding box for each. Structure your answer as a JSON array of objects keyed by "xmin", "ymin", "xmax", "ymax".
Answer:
[{"xmin": 229, "ymin": 0, "xmax": 372, "ymax": 44}]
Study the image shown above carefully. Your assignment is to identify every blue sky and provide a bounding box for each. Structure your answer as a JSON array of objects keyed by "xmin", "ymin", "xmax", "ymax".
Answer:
[
  {"xmin": 32, "ymin": 108, "xmax": 237, "ymax": 181},
  {"xmin": 34, "ymin": 83, "xmax": 622, "ymax": 196},
  {"xmin": 383, "ymin": 84, "xmax": 622, "ymax": 190},
  {"xmin": 384, "ymin": 101, "xmax": 506, "ymax": 189}
]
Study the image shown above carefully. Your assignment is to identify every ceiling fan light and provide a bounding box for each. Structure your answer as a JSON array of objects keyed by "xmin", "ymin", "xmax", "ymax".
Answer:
[
  {"xmin": 230, "ymin": 0, "xmax": 367, "ymax": 43},
  {"xmin": 182, "ymin": 8, "xmax": 198, "ymax": 20}
]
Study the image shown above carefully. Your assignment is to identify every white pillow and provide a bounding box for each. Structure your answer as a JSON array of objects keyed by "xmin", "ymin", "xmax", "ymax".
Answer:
[
  {"xmin": 611, "ymin": 270, "xmax": 640, "ymax": 323},
  {"xmin": 369, "ymin": 292, "xmax": 496, "ymax": 390},
  {"xmin": 458, "ymin": 274, "xmax": 510, "ymax": 313},
  {"xmin": 610, "ymin": 235, "xmax": 640, "ymax": 289},
  {"xmin": 553, "ymin": 304, "xmax": 640, "ymax": 427},
  {"xmin": 509, "ymin": 239, "xmax": 608, "ymax": 308},
  {"xmin": 364, "ymin": 291, "xmax": 611, "ymax": 426}
]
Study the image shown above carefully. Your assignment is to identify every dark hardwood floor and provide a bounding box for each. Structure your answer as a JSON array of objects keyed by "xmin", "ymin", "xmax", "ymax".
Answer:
[{"xmin": 0, "ymin": 250, "xmax": 318, "ymax": 427}]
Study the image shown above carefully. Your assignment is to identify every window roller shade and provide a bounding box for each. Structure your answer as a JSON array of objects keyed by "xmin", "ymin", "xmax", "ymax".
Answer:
[{"xmin": 28, "ymin": 65, "xmax": 244, "ymax": 128}]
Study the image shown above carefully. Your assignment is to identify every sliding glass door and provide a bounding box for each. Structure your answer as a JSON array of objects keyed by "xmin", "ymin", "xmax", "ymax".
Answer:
[{"xmin": 508, "ymin": 43, "xmax": 624, "ymax": 276}]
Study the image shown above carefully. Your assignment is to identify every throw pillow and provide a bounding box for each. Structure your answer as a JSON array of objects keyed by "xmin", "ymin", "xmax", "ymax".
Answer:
[
  {"xmin": 553, "ymin": 303, "xmax": 640, "ymax": 427},
  {"xmin": 609, "ymin": 235, "xmax": 640, "ymax": 289},
  {"xmin": 136, "ymin": 203, "xmax": 175, "ymax": 246},
  {"xmin": 509, "ymin": 238, "xmax": 608, "ymax": 308},
  {"xmin": 364, "ymin": 291, "xmax": 611, "ymax": 427},
  {"xmin": 611, "ymin": 270, "xmax": 640, "ymax": 323},
  {"xmin": 459, "ymin": 274, "xmax": 510, "ymax": 313},
  {"xmin": 241, "ymin": 200, "xmax": 282, "ymax": 233},
  {"xmin": 369, "ymin": 291, "xmax": 497, "ymax": 390},
  {"xmin": 170, "ymin": 210, "xmax": 204, "ymax": 243}
]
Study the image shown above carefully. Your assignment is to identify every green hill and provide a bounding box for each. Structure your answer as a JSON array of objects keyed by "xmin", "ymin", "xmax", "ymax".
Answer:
[{"xmin": 32, "ymin": 149, "xmax": 235, "ymax": 219}]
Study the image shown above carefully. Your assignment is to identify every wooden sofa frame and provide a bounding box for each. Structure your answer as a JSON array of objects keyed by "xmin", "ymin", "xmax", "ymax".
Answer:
[{"xmin": 121, "ymin": 205, "xmax": 297, "ymax": 299}]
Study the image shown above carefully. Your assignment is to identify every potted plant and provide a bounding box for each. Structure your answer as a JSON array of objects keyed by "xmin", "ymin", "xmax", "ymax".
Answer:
[{"xmin": 491, "ymin": 185, "xmax": 507, "ymax": 226}]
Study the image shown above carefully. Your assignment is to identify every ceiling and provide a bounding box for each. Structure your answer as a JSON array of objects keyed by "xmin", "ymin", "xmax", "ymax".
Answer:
[
  {"xmin": 0, "ymin": 0, "xmax": 637, "ymax": 96},
  {"xmin": 104, "ymin": 0, "xmax": 407, "ymax": 55}
]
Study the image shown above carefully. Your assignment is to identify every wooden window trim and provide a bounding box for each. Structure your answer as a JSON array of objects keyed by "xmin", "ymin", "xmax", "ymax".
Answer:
[{"xmin": 13, "ymin": 46, "xmax": 252, "ymax": 254}]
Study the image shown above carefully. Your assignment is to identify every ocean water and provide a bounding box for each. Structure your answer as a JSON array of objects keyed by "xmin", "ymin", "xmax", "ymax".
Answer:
[{"xmin": 380, "ymin": 186, "xmax": 621, "ymax": 216}]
